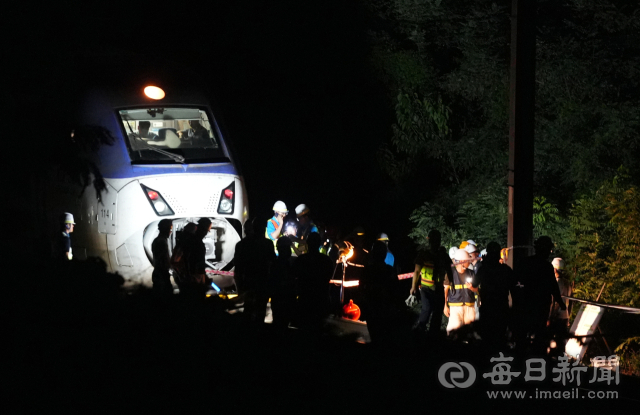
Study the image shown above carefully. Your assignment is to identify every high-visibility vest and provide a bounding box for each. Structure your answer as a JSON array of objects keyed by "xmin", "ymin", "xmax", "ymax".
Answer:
[
  {"xmin": 447, "ymin": 269, "xmax": 476, "ymax": 306},
  {"xmin": 420, "ymin": 261, "xmax": 435, "ymax": 289}
]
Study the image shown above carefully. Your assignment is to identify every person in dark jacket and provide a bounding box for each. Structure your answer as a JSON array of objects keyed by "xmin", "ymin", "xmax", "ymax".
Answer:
[
  {"xmin": 181, "ymin": 217, "xmax": 212, "ymax": 296},
  {"xmin": 361, "ymin": 241, "xmax": 403, "ymax": 345},
  {"xmin": 151, "ymin": 219, "xmax": 174, "ymax": 297},
  {"xmin": 473, "ymin": 241, "xmax": 517, "ymax": 351},
  {"xmin": 514, "ymin": 236, "xmax": 566, "ymax": 355},
  {"xmin": 270, "ymin": 237, "xmax": 297, "ymax": 329},
  {"xmin": 293, "ymin": 232, "xmax": 334, "ymax": 332},
  {"xmin": 56, "ymin": 212, "xmax": 76, "ymax": 260},
  {"xmin": 234, "ymin": 217, "xmax": 276, "ymax": 323},
  {"xmin": 171, "ymin": 222, "xmax": 197, "ymax": 291}
]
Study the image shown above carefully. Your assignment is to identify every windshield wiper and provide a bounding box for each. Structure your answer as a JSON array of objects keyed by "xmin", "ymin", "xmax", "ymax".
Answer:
[{"xmin": 132, "ymin": 135, "xmax": 185, "ymax": 163}]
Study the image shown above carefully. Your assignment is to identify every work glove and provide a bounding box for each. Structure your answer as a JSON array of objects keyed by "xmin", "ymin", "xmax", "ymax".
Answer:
[{"xmin": 405, "ymin": 294, "xmax": 418, "ymax": 307}]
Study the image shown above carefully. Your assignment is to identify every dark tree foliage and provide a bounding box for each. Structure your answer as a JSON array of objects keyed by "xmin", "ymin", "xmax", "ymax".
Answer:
[{"xmin": 366, "ymin": 0, "xmax": 640, "ymax": 307}]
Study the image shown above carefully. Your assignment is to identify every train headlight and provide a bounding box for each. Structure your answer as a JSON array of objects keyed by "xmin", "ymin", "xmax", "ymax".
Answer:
[
  {"xmin": 141, "ymin": 184, "xmax": 175, "ymax": 216},
  {"xmin": 217, "ymin": 182, "xmax": 235, "ymax": 214},
  {"xmin": 154, "ymin": 201, "xmax": 167, "ymax": 212},
  {"xmin": 219, "ymin": 199, "xmax": 232, "ymax": 212}
]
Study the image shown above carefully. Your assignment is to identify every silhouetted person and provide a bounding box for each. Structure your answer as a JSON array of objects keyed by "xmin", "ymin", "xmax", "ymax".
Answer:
[
  {"xmin": 411, "ymin": 230, "xmax": 452, "ymax": 336},
  {"xmin": 361, "ymin": 241, "xmax": 403, "ymax": 346},
  {"xmin": 136, "ymin": 121, "xmax": 159, "ymax": 140},
  {"xmin": 179, "ymin": 120, "xmax": 209, "ymax": 144},
  {"xmin": 549, "ymin": 258, "xmax": 572, "ymax": 357},
  {"xmin": 293, "ymin": 232, "xmax": 334, "ymax": 331},
  {"xmin": 171, "ymin": 222, "xmax": 197, "ymax": 291},
  {"xmin": 234, "ymin": 217, "xmax": 276, "ymax": 324},
  {"xmin": 472, "ymin": 241, "xmax": 517, "ymax": 351},
  {"xmin": 270, "ymin": 237, "xmax": 297, "ymax": 329},
  {"xmin": 182, "ymin": 217, "xmax": 212, "ymax": 296},
  {"xmin": 55, "ymin": 212, "xmax": 76, "ymax": 260},
  {"xmin": 151, "ymin": 219, "xmax": 174, "ymax": 298},
  {"xmin": 515, "ymin": 236, "xmax": 566, "ymax": 355},
  {"xmin": 341, "ymin": 226, "xmax": 368, "ymax": 315}
]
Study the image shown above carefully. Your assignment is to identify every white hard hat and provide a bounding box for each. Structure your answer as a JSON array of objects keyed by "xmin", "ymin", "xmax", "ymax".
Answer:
[
  {"xmin": 295, "ymin": 204, "xmax": 310, "ymax": 217},
  {"xmin": 62, "ymin": 212, "xmax": 76, "ymax": 224},
  {"xmin": 466, "ymin": 240, "xmax": 477, "ymax": 246},
  {"xmin": 378, "ymin": 232, "xmax": 389, "ymax": 241},
  {"xmin": 272, "ymin": 201, "xmax": 288, "ymax": 213},
  {"xmin": 464, "ymin": 243, "xmax": 478, "ymax": 254},
  {"xmin": 480, "ymin": 249, "xmax": 487, "ymax": 257},
  {"xmin": 449, "ymin": 247, "xmax": 458, "ymax": 259},
  {"xmin": 552, "ymin": 257, "xmax": 565, "ymax": 270},
  {"xmin": 454, "ymin": 249, "xmax": 472, "ymax": 262}
]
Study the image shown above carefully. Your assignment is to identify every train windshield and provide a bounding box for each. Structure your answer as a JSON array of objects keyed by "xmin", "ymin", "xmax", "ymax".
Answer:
[{"xmin": 118, "ymin": 108, "xmax": 228, "ymax": 164}]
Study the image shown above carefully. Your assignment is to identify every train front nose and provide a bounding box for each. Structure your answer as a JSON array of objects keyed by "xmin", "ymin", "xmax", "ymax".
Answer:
[{"xmin": 142, "ymin": 217, "xmax": 241, "ymax": 291}]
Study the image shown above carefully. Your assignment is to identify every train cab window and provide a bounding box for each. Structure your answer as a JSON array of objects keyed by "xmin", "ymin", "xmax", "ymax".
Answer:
[{"xmin": 118, "ymin": 108, "xmax": 228, "ymax": 164}]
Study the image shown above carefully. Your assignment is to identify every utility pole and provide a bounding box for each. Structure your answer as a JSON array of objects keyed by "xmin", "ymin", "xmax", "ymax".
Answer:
[{"xmin": 507, "ymin": 0, "xmax": 536, "ymax": 268}]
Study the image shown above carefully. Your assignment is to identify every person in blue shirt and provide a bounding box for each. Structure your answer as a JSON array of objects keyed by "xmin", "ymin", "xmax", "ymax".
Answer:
[
  {"xmin": 266, "ymin": 201, "xmax": 289, "ymax": 254},
  {"xmin": 377, "ymin": 233, "xmax": 395, "ymax": 268}
]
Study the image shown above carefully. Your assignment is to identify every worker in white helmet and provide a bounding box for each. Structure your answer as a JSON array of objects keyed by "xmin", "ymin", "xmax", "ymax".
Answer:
[
  {"xmin": 549, "ymin": 257, "xmax": 572, "ymax": 357},
  {"xmin": 464, "ymin": 242, "xmax": 481, "ymax": 272},
  {"xmin": 464, "ymin": 242, "xmax": 482, "ymax": 320},
  {"xmin": 295, "ymin": 204, "xmax": 318, "ymax": 237},
  {"xmin": 444, "ymin": 248, "xmax": 479, "ymax": 336},
  {"xmin": 377, "ymin": 233, "xmax": 395, "ymax": 268},
  {"xmin": 291, "ymin": 204, "xmax": 318, "ymax": 254},
  {"xmin": 266, "ymin": 201, "xmax": 289, "ymax": 253},
  {"xmin": 57, "ymin": 212, "xmax": 76, "ymax": 260}
]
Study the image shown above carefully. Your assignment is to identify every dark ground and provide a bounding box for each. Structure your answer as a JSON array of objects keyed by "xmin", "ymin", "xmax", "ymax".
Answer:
[{"xmin": 3, "ymin": 260, "xmax": 638, "ymax": 414}]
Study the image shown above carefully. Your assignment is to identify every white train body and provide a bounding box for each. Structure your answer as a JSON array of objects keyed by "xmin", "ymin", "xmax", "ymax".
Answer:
[{"xmin": 60, "ymin": 86, "xmax": 247, "ymax": 289}]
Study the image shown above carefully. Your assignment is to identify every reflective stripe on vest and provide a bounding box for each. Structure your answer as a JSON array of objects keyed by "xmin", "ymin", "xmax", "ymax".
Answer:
[
  {"xmin": 420, "ymin": 263, "xmax": 435, "ymax": 288},
  {"xmin": 448, "ymin": 302, "xmax": 475, "ymax": 307}
]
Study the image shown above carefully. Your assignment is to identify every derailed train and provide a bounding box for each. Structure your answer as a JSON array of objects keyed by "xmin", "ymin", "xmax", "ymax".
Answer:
[{"xmin": 49, "ymin": 84, "xmax": 247, "ymax": 291}]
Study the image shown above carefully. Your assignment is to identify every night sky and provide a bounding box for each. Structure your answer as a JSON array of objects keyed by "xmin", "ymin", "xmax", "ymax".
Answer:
[{"xmin": 8, "ymin": 2, "xmax": 421, "ymax": 258}]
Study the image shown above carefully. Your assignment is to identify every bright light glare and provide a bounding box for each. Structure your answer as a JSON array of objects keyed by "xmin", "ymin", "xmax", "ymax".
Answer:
[
  {"xmin": 220, "ymin": 199, "xmax": 232, "ymax": 212},
  {"xmin": 329, "ymin": 279, "xmax": 359, "ymax": 287},
  {"xmin": 154, "ymin": 201, "xmax": 166, "ymax": 212},
  {"xmin": 144, "ymin": 86, "xmax": 165, "ymax": 100}
]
